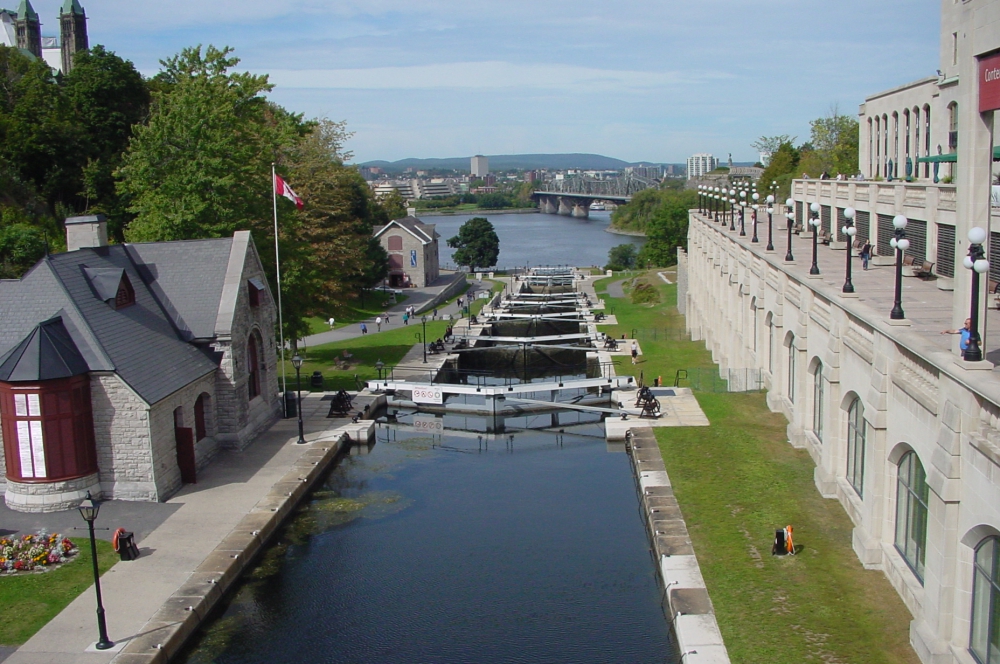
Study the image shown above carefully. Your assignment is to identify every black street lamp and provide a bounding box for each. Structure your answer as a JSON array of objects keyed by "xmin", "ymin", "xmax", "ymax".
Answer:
[
  {"xmin": 420, "ymin": 315, "xmax": 428, "ymax": 363},
  {"xmin": 714, "ymin": 189, "xmax": 722, "ymax": 222},
  {"xmin": 738, "ymin": 190, "xmax": 747, "ymax": 236},
  {"xmin": 963, "ymin": 226, "xmax": 989, "ymax": 361},
  {"xmin": 698, "ymin": 185, "xmax": 704, "ymax": 213},
  {"xmin": 784, "ymin": 198, "xmax": 795, "ymax": 262},
  {"xmin": 808, "ymin": 202, "xmax": 821, "ymax": 275},
  {"xmin": 729, "ymin": 190, "xmax": 737, "ymax": 231},
  {"xmin": 375, "ymin": 359, "xmax": 385, "ymax": 381},
  {"xmin": 889, "ymin": 215, "xmax": 909, "ymax": 320},
  {"xmin": 751, "ymin": 192, "xmax": 760, "ymax": 242},
  {"xmin": 291, "ymin": 354, "xmax": 306, "ymax": 444},
  {"xmin": 765, "ymin": 195, "xmax": 775, "ymax": 251},
  {"xmin": 78, "ymin": 492, "xmax": 113, "ymax": 651},
  {"xmin": 841, "ymin": 207, "xmax": 857, "ymax": 293}
]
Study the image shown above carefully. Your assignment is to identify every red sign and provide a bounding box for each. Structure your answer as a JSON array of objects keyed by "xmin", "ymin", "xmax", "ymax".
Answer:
[{"xmin": 979, "ymin": 52, "xmax": 1000, "ymax": 112}]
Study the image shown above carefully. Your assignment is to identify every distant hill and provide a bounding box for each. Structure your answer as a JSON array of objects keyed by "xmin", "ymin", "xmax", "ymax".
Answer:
[{"xmin": 360, "ymin": 153, "xmax": 642, "ymax": 172}]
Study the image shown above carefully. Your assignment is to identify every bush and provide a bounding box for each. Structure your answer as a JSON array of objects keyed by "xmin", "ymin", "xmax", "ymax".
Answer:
[{"xmin": 630, "ymin": 280, "xmax": 659, "ymax": 304}]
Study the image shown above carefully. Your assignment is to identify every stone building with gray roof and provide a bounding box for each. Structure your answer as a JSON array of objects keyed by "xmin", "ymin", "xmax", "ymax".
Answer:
[
  {"xmin": 374, "ymin": 216, "xmax": 440, "ymax": 288},
  {"xmin": 0, "ymin": 216, "xmax": 281, "ymax": 512}
]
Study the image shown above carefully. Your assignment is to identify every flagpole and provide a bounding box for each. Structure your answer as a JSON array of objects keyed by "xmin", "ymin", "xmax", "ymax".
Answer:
[{"xmin": 272, "ymin": 163, "xmax": 288, "ymax": 400}]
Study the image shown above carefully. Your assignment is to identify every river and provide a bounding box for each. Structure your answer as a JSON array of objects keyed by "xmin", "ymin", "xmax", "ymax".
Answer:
[{"xmin": 421, "ymin": 210, "xmax": 644, "ymax": 271}]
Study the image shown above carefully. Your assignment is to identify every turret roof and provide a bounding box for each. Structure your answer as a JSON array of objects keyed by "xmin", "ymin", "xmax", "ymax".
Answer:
[
  {"xmin": 16, "ymin": 0, "xmax": 36, "ymax": 20},
  {"xmin": 60, "ymin": 0, "xmax": 83, "ymax": 16}
]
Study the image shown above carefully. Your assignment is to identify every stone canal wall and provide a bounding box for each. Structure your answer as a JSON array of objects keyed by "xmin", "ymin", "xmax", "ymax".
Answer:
[{"xmin": 627, "ymin": 427, "xmax": 731, "ymax": 663}]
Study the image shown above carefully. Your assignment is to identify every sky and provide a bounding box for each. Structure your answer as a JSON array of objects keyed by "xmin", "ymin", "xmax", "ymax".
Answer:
[{"xmin": 30, "ymin": 0, "xmax": 940, "ymax": 164}]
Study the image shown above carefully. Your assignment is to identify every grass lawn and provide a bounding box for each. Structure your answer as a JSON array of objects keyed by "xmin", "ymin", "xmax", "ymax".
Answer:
[
  {"xmin": 283, "ymin": 319, "xmax": 452, "ymax": 392},
  {"xmin": 303, "ymin": 293, "xmax": 409, "ymax": 336},
  {"xmin": 602, "ymin": 270, "xmax": 919, "ymax": 664},
  {"xmin": 0, "ymin": 539, "xmax": 116, "ymax": 646}
]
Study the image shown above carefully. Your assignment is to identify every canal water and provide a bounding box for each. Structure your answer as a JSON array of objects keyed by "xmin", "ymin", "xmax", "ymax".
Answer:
[
  {"xmin": 425, "ymin": 211, "xmax": 645, "ymax": 271},
  {"xmin": 179, "ymin": 415, "xmax": 674, "ymax": 663}
]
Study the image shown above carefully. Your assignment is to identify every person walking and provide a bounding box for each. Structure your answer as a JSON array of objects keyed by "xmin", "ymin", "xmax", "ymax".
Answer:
[
  {"xmin": 942, "ymin": 318, "xmax": 973, "ymax": 354},
  {"xmin": 403, "ymin": 312, "xmax": 409, "ymax": 325},
  {"xmin": 327, "ymin": 317, "xmax": 335, "ymax": 328},
  {"xmin": 360, "ymin": 322, "xmax": 367, "ymax": 335},
  {"xmin": 375, "ymin": 316, "xmax": 382, "ymax": 332},
  {"xmin": 630, "ymin": 340, "xmax": 638, "ymax": 365},
  {"xmin": 860, "ymin": 240, "xmax": 872, "ymax": 271}
]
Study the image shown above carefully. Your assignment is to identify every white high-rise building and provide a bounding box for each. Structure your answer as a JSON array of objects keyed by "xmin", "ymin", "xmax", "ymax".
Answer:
[
  {"xmin": 471, "ymin": 155, "xmax": 489, "ymax": 177},
  {"xmin": 686, "ymin": 153, "xmax": 718, "ymax": 180}
]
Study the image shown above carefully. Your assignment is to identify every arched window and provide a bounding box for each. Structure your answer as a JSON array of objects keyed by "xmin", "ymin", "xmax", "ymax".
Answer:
[
  {"xmin": 813, "ymin": 361, "xmax": 824, "ymax": 442},
  {"xmin": 895, "ymin": 450, "xmax": 929, "ymax": 582},
  {"xmin": 971, "ymin": 536, "xmax": 1000, "ymax": 663},
  {"xmin": 892, "ymin": 112, "xmax": 900, "ymax": 176},
  {"xmin": 923, "ymin": 105, "xmax": 932, "ymax": 178},
  {"xmin": 247, "ymin": 334, "xmax": 261, "ymax": 400},
  {"xmin": 768, "ymin": 318, "xmax": 775, "ymax": 374},
  {"xmin": 846, "ymin": 398, "xmax": 865, "ymax": 496},
  {"xmin": 904, "ymin": 109, "xmax": 911, "ymax": 166},
  {"xmin": 883, "ymin": 114, "xmax": 889, "ymax": 177},
  {"xmin": 787, "ymin": 334, "xmax": 796, "ymax": 403},
  {"xmin": 194, "ymin": 393, "xmax": 209, "ymax": 441},
  {"xmin": 751, "ymin": 298, "xmax": 757, "ymax": 353},
  {"xmin": 868, "ymin": 119, "xmax": 874, "ymax": 177},
  {"xmin": 387, "ymin": 235, "xmax": 403, "ymax": 251},
  {"xmin": 949, "ymin": 102, "xmax": 959, "ymax": 152}
]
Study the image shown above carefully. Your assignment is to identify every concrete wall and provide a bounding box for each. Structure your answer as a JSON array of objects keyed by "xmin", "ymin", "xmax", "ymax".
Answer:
[{"xmin": 685, "ymin": 212, "xmax": 1000, "ymax": 664}]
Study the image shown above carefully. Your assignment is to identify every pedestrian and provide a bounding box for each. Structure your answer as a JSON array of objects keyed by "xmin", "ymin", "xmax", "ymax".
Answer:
[
  {"xmin": 360, "ymin": 322, "xmax": 367, "ymax": 335},
  {"xmin": 457, "ymin": 297, "xmax": 463, "ymax": 309},
  {"xmin": 860, "ymin": 240, "xmax": 872, "ymax": 270},
  {"xmin": 433, "ymin": 308, "xmax": 438, "ymax": 319},
  {"xmin": 403, "ymin": 312, "xmax": 409, "ymax": 325},
  {"xmin": 631, "ymin": 340, "xmax": 638, "ymax": 365},
  {"xmin": 327, "ymin": 317, "xmax": 335, "ymax": 328},
  {"xmin": 942, "ymin": 318, "xmax": 973, "ymax": 354},
  {"xmin": 375, "ymin": 316, "xmax": 382, "ymax": 332},
  {"xmin": 384, "ymin": 311, "xmax": 390, "ymax": 325}
]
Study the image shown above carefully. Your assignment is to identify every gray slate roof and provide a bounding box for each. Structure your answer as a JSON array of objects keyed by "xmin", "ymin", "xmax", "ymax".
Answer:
[
  {"xmin": 375, "ymin": 217, "xmax": 440, "ymax": 244},
  {"xmin": 0, "ymin": 315, "xmax": 89, "ymax": 381},
  {"xmin": 0, "ymin": 237, "xmax": 241, "ymax": 404}
]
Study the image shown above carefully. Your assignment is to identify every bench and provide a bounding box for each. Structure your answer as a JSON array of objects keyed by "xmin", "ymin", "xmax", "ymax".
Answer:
[
  {"xmin": 902, "ymin": 255, "xmax": 935, "ymax": 278},
  {"xmin": 817, "ymin": 229, "xmax": 832, "ymax": 245},
  {"xmin": 990, "ymin": 280, "xmax": 1000, "ymax": 310}
]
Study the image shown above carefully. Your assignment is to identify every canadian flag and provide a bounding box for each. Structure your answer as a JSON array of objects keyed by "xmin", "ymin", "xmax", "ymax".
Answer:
[{"xmin": 274, "ymin": 174, "xmax": 303, "ymax": 209}]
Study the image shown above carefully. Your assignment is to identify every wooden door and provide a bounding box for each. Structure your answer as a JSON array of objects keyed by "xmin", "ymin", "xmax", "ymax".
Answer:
[{"xmin": 175, "ymin": 427, "xmax": 196, "ymax": 484}]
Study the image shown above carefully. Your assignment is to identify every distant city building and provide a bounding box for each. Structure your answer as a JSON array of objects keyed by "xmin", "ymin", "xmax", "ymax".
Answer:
[
  {"xmin": 626, "ymin": 165, "xmax": 663, "ymax": 180},
  {"xmin": 730, "ymin": 166, "xmax": 764, "ymax": 179},
  {"xmin": 665, "ymin": 165, "xmax": 675, "ymax": 176},
  {"xmin": 0, "ymin": 0, "xmax": 89, "ymax": 74},
  {"xmin": 686, "ymin": 153, "xmax": 718, "ymax": 180},
  {"xmin": 525, "ymin": 170, "xmax": 538, "ymax": 183},
  {"xmin": 471, "ymin": 155, "xmax": 489, "ymax": 177}
]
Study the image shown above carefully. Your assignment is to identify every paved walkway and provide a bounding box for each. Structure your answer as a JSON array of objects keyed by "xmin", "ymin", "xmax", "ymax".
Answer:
[
  {"xmin": 696, "ymin": 212, "xmax": 1000, "ymax": 366},
  {"xmin": 302, "ymin": 274, "xmax": 495, "ymax": 349},
  {"xmin": 3, "ymin": 396, "xmax": 357, "ymax": 664}
]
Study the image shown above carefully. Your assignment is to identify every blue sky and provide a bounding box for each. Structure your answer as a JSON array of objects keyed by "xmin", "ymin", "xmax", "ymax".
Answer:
[{"xmin": 31, "ymin": 0, "xmax": 940, "ymax": 164}]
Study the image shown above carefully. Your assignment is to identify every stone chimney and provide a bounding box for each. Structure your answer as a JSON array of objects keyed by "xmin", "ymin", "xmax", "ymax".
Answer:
[{"xmin": 65, "ymin": 214, "xmax": 108, "ymax": 251}]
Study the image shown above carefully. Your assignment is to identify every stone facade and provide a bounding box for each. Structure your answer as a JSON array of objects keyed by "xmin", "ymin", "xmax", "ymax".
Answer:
[
  {"xmin": 5, "ymin": 472, "xmax": 101, "ymax": 513},
  {"xmin": 91, "ymin": 372, "xmax": 156, "ymax": 501},
  {"xmin": 685, "ymin": 213, "xmax": 1000, "ymax": 664},
  {"xmin": 376, "ymin": 218, "xmax": 440, "ymax": 288}
]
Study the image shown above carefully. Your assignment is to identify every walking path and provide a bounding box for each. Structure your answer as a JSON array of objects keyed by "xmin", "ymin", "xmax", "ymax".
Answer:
[
  {"xmin": 3, "ymin": 397, "xmax": 366, "ymax": 664},
  {"xmin": 302, "ymin": 273, "xmax": 494, "ymax": 348}
]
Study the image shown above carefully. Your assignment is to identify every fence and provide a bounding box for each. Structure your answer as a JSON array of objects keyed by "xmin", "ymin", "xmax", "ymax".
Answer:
[{"xmin": 675, "ymin": 367, "xmax": 765, "ymax": 393}]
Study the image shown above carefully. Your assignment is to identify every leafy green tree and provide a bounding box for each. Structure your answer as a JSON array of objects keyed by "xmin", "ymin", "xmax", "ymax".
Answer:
[
  {"xmin": 751, "ymin": 135, "xmax": 796, "ymax": 165},
  {"xmin": 810, "ymin": 109, "xmax": 859, "ymax": 176},
  {"xmin": 477, "ymin": 192, "xmax": 512, "ymax": 209},
  {"xmin": 756, "ymin": 141, "xmax": 800, "ymax": 198},
  {"xmin": 62, "ymin": 45, "xmax": 149, "ymax": 240},
  {"xmin": 448, "ymin": 217, "xmax": 499, "ymax": 270},
  {"xmin": 118, "ymin": 45, "xmax": 304, "ymax": 243},
  {"xmin": 636, "ymin": 197, "xmax": 691, "ymax": 268},
  {"xmin": 377, "ymin": 188, "xmax": 407, "ymax": 220},
  {"xmin": 611, "ymin": 187, "xmax": 697, "ymax": 234},
  {"xmin": 605, "ymin": 243, "xmax": 637, "ymax": 270}
]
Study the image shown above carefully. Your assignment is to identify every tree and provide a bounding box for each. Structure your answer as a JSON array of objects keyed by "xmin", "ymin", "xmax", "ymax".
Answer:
[
  {"xmin": 377, "ymin": 188, "xmax": 407, "ymax": 220},
  {"xmin": 448, "ymin": 217, "xmax": 499, "ymax": 270},
  {"xmin": 810, "ymin": 109, "xmax": 859, "ymax": 176},
  {"xmin": 118, "ymin": 45, "xmax": 305, "ymax": 243},
  {"xmin": 756, "ymin": 141, "xmax": 800, "ymax": 199},
  {"xmin": 62, "ymin": 45, "xmax": 149, "ymax": 240},
  {"xmin": 605, "ymin": 244, "xmax": 637, "ymax": 271},
  {"xmin": 636, "ymin": 197, "xmax": 691, "ymax": 268},
  {"xmin": 751, "ymin": 135, "xmax": 796, "ymax": 165}
]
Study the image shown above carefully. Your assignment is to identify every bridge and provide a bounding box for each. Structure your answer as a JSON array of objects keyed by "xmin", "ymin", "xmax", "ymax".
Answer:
[{"xmin": 532, "ymin": 173, "xmax": 658, "ymax": 218}]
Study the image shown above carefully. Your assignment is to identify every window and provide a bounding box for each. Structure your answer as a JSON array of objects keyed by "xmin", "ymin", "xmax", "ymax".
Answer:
[
  {"xmin": 115, "ymin": 274, "xmax": 135, "ymax": 309},
  {"xmin": 787, "ymin": 334, "xmax": 796, "ymax": 403},
  {"xmin": 247, "ymin": 334, "xmax": 261, "ymax": 400},
  {"xmin": 971, "ymin": 536, "xmax": 1000, "ymax": 663},
  {"xmin": 924, "ymin": 105, "xmax": 932, "ymax": 178},
  {"xmin": 846, "ymin": 398, "xmax": 865, "ymax": 496},
  {"xmin": 387, "ymin": 235, "xmax": 403, "ymax": 251},
  {"xmin": 768, "ymin": 320, "xmax": 775, "ymax": 373},
  {"xmin": 893, "ymin": 112, "xmax": 899, "ymax": 173},
  {"xmin": 194, "ymin": 393, "xmax": 208, "ymax": 441},
  {"xmin": 914, "ymin": 107, "xmax": 920, "ymax": 174},
  {"xmin": 10, "ymin": 392, "xmax": 45, "ymax": 478},
  {"xmin": 868, "ymin": 119, "xmax": 874, "ymax": 177},
  {"xmin": 883, "ymin": 114, "xmax": 890, "ymax": 177},
  {"xmin": 751, "ymin": 301, "xmax": 757, "ymax": 352},
  {"xmin": 949, "ymin": 102, "xmax": 959, "ymax": 152},
  {"xmin": 904, "ymin": 110, "xmax": 911, "ymax": 166},
  {"xmin": 247, "ymin": 278, "xmax": 266, "ymax": 308},
  {"xmin": 895, "ymin": 451, "xmax": 929, "ymax": 582},
  {"xmin": 813, "ymin": 362, "xmax": 824, "ymax": 442},
  {"xmin": 953, "ymin": 32, "xmax": 959, "ymax": 66}
]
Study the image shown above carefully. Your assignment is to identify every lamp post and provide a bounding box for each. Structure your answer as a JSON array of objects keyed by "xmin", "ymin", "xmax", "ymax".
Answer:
[
  {"xmin": 713, "ymin": 187, "xmax": 720, "ymax": 221},
  {"xmin": 78, "ymin": 492, "xmax": 113, "ymax": 651},
  {"xmin": 420, "ymin": 315, "xmax": 428, "ymax": 363},
  {"xmin": 751, "ymin": 192, "xmax": 760, "ymax": 242},
  {"xmin": 842, "ymin": 207, "xmax": 857, "ymax": 293},
  {"xmin": 739, "ymin": 190, "xmax": 747, "ymax": 236},
  {"xmin": 291, "ymin": 354, "xmax": 306, "ymax": 444},
  {"xmin": 766, "ymin": 195, "xmax": 775, "ymax": 251},
  {"xmin": 785, "ymin": 198, "xmax": 795, "ymax": 262},
  {"xmin": 889, "ymin": 214, "xmax": 909, "ymax": 320},
  {"xmin": 808, "ymin": 202, "xmax": 821, "ymax": 275},
  {"xmin": 963, "ymin": 226, "xmax": 990, "ymax": 361},
  {"xmin": 375, "ymin": 359, "xmax": 385, "ymax": 381},
  {"xmin": 729, "ymin": 190, "xmax": 737, "ymax": 230}
]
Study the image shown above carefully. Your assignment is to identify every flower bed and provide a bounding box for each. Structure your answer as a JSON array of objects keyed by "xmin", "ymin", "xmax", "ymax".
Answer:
[{"xmin": 0, "ymin": 533, "xmax": 77, "ymax": 573}]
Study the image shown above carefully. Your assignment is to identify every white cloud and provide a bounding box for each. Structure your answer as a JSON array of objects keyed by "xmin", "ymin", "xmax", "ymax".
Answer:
[{"xmin": 264, "ymin": 61, "xmax": 726, "ymax": 93}]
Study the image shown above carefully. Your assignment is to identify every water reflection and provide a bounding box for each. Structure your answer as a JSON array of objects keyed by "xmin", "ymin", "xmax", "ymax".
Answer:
[{"xmin": 180, "ymin": 416, "xmax": 674, "ymax": 664}]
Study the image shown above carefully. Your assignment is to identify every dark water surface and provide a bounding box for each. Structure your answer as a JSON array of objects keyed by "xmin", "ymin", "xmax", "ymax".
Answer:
[
  {"xmin": 181, "ymin": 418, "xmax": 674, "ymax": 664},
  {"xmin": 426, "ymin": 211, "xmax": 644, "ymax": 271}
]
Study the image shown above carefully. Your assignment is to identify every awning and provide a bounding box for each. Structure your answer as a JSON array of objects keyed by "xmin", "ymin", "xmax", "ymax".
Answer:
[{"xmin": 916, "ymin": 153, "xmax": 957, "ymax": 163}]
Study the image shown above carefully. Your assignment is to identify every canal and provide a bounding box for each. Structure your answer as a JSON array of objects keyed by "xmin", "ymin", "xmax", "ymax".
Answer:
[
  {"xmin": 180, "ymin": 413, "xmax": 674, "ymax": 663},
  {"xmin": 427, "ymin": 211, "xmax": 645, "ymax": 271}
]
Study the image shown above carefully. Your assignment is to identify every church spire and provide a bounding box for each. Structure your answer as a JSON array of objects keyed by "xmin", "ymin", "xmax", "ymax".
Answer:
[
  {"xmin": 59, "ymin": 0, "xmax": 87, "ymax": 74},
  {"xmin": 14, "ymin": 0, "xmax": 40, "ymax": 59},
  {"xmin": 16, "ymin": 0, "xmax": 37, "ymax": 20},
  {"xmin": 60, "ymin": 0, "xmax": 85, "ymax": 16}
]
